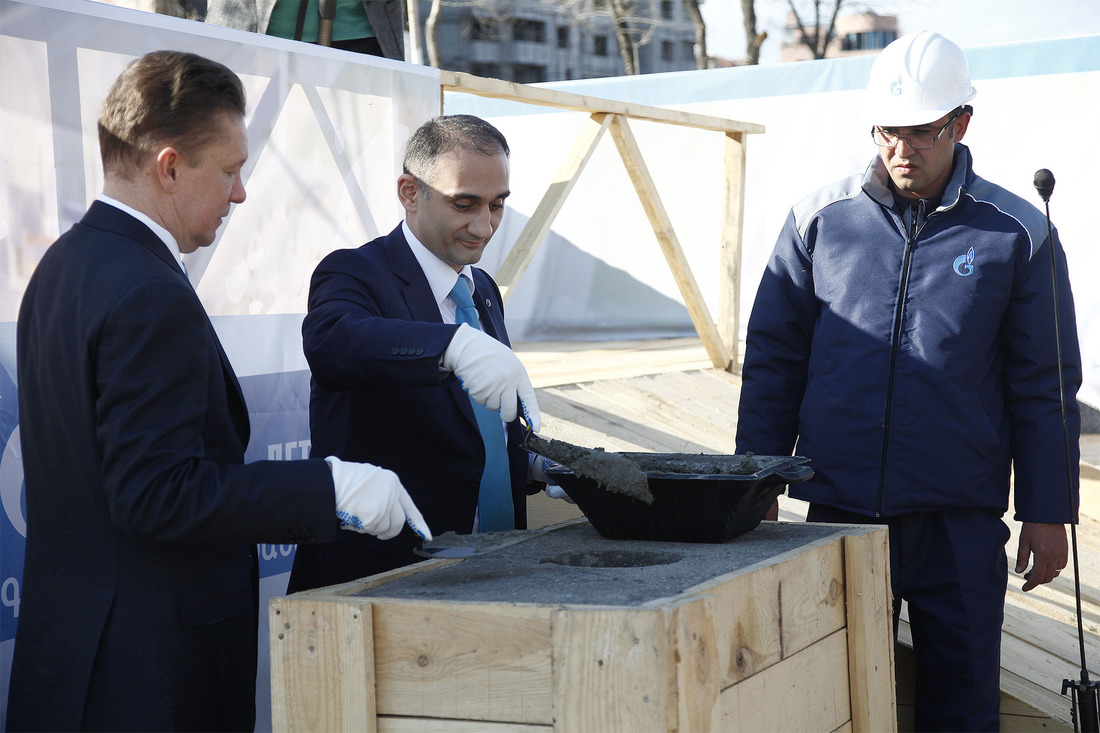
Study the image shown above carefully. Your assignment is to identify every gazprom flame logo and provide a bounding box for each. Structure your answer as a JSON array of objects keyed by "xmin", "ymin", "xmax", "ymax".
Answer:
[
  {"xmin": 890, "ymin": 75, "xmax": 904, "ymax": 96},
  {"xmin": 953, "ymin": 247, "xmax": 976, "ymax": 277}
]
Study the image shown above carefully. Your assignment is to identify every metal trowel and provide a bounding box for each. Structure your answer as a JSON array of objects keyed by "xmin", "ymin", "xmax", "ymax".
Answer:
[{"xmin": 521, "ymin": 410, "xmax": 653, "ymax": 504}]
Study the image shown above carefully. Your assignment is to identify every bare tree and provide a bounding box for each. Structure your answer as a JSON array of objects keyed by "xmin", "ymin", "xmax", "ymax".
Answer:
[
  {"xmin": 422, "ymin": 0, "xmax": 515, "ymax": 70},
  {"xmin": 785, "ymin": 0, "xmax": 844, "ymax": 59},
  {"xmin": 595, "ymin": 0, "xmax": 661, "ymax": 75},
  {"xmin": 424, "ymin": 0, "xmax": 445, "ymax": 67},
  {"xmin": 741, "ymin": 0, "xmax": 767, "ymax": 64},
  {"xmin": 682, "ymin": 0, "xmax": 708, "ymax": 70}
]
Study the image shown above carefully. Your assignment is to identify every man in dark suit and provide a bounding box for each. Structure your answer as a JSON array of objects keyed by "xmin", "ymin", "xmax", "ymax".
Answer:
[
  {"xmin": 6, "ymin": 50, "xmax": 428, "ymax": 732},
  {"xmin": 288, "ymin": 115, "xmax": 546, "ymax": 591}
]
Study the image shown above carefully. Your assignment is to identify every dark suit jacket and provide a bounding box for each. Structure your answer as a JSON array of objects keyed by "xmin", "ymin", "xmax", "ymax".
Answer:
[
  {"xmin": 288, "ymin": 224, "xmax": 532, "ymax": 591},
  {"xmin": 7, "ymin": 201, "xmax": 340, "ymax": 732}
]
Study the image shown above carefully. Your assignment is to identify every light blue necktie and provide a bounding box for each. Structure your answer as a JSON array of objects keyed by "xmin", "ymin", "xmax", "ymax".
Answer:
[{"xmin": 449, "ymin": 276, "xmax": 515, "ymax": 532}]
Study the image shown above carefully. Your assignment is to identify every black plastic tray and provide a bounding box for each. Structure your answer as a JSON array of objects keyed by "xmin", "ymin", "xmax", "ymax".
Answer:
[{"xmin": 546, "ymin": 454, "xmax": 813, "ymax": 544}]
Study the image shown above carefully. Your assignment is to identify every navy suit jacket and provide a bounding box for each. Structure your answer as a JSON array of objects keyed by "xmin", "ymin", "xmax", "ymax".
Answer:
[
  {"xmin": 288, "ymin": 224, "xmax": 531, "ymax": 590},
  {"xmin": 7, "ymin": 201, "xmax": 340, "ymax": 731}
]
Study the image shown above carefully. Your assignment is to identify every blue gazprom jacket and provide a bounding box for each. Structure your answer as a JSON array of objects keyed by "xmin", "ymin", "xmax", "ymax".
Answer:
[{"xmin": 736, "ymin": 144, "xmax": 1080, "ymax": 522}]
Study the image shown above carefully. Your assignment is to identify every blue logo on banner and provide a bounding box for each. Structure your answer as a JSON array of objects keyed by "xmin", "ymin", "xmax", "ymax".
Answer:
[{"xmin": 1, "ymin": 362, "xmax": 24, "ymax": 642}]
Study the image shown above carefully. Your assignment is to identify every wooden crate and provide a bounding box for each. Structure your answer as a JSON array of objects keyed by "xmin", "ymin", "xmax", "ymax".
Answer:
[{"xmin": 270, "ymin": 520, "xmax": 895, "ymax": 732}]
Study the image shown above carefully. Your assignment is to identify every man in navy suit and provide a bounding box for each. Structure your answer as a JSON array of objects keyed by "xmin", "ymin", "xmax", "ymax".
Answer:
[
  {"xmin": 288, "ymin": 115, "xmax": 547, "ymax": 592},
  {"xmin": 6, "ymin": 50, "xmax": 428, "ymax": 731}
]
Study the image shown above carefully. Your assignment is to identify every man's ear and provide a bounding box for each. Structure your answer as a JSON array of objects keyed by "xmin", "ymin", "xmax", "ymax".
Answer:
[
  {"xmin": 397, "ymin": 172, "xmax": 420, "ymax": 213},
  {"xmin": 953, "ymin": 112, "xmax": 971, "ymax": 143},
  {"xmin": 155, "ymin": 146, "xmax": 183, "ymax": 191}
]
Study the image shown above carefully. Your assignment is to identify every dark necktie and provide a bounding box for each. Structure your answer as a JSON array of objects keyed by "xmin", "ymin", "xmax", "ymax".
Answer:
[{"xmin": 448, "ymin": 276, "xmax": 514, "ymax": 531}]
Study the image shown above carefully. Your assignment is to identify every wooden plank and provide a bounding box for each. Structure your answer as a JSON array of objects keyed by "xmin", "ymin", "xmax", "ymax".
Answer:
[
  {"xmin": 720, "ymin": 132, "xmax": 747, "ymax": 375},
  {"xmin": 496, "ymin": 114, "xmax": 611, "ymax": 302},
  {"xmin": 645, "ymin": 369, "xmax": 742, "ymax": 419},
  {"xmin": 371, "ymin": 601, "xmax": 554, "ymax": 725},
  {"xmin": 843, "ymin": 529, "xmax": 897, "ymax": 733},
  {"xmin": 270, "ymin": 597, "xmax": 375, "ymax": 733},
  {"xmin": 440, "ymin": 69, "xmax": 766, "ymax": 136},
  {"xmin": 685, "ymin": 535, "xmax": 846, "ymax": 689},
  {"xmin": 1000, "ymin": 668, "xmax": 1075, "ymax": 729},
  {"xmin": 378, "ymin": 718, "xmax": 550, "ymax": 732},
  {"xmin": 551, "ymin": 607, "xmax": 670, "ymax": 732},
  {"xmin": 518, "ymin": 338, "xmax": 713, "ymax": 389},
  {"xmin": 576, "ymin": 377, "xmax": 735, "ymax": 453},
  {"xmin": 670, "ymin": 596, "xmax": 721, "ymax": 732},
  {"xmin": 537, "ymin": 383, "xmax": 715, "ymax": 453},
  {"xmin": 1001, "ymin": 599, "xmax": 1100, "ymax": 677},
  {"xmin": 717, "ymin": 630, "xmax": 852, "ymax": 732},
  {"xmin": 607, "ymin": 114, "xmax": 730, "ymax": 371}
]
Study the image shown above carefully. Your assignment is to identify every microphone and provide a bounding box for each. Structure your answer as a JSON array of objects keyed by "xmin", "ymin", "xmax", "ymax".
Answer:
[
  {"xmin": 1036, "ymin": 166, "xmax": 1100, "ymax": 731},
  {"xmin": 1034, "ymin": 168, "xmax": 1056, "ymax": 203}
]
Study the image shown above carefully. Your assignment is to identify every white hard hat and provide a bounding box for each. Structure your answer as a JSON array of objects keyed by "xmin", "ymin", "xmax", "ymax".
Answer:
[{"xmin": 863, "ymin": 31, "xmax": 976, "ymax": 127}]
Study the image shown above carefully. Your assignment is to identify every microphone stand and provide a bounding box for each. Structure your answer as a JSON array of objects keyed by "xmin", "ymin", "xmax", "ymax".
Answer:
[{"xmin": 1035, "ymin": 169, "xmax": 1100, "ymax": 732}]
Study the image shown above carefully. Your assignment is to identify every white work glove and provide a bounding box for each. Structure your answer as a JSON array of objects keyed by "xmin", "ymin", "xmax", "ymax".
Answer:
[
  {"xmin": 546, "ymin": 485, "xmax": 575, "ymax": 503},
  {"xmin": 327, "ymin": 456, "xmax": 433, "ymax": 541},
  {"xmin": 442, "ymin": 322, "xmax": 541, "ymax": 430},
  {"xmin": 530, "ymin": 454, "xmax": 576, "ymax": 504}
]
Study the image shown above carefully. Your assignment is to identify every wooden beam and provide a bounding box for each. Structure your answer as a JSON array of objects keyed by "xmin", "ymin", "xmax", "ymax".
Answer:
[
  {"xmin": 496, "ymin": 113, "xmax": 611, "ymax": 302},
  {"xmin": 843, "ymin": 529, "xmax": 897, "ymax": 733},
  {"xmin": 270, "ymin": 597, "xmax": 376, "ymax": 733},
  {"xmin": 441, "ymin": 70, "xmax": 765, "ymax": 137},
  {"xmin": 718, "ymin": 630, "xmax": 853, "ymax": 731},
  {"xmin": 607, "ymin": 114, "xmax": 731, "ymax": 370},
  {"xmin": 551, "ymin": 607, "xmax": 670, "ymax": 732},
  {"xmin": 719, "ymin": 132, "xmax": 747, "ymax": 374}
]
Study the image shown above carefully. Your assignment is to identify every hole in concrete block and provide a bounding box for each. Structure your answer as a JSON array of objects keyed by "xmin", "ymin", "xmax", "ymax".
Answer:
[{"xmin": 540, "ymin": 550, "xmax": 684, "ymax": 568}]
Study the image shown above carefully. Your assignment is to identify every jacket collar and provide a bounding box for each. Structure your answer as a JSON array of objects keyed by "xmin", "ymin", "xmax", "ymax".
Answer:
[
  {"xmin": 863, "ymin": 142, "xmax": 974, "ymax": 213},
  {"xmin": 82, "ymin": 200, "xmax": 189, "ymax": 283},
  {"xmin": 380, "ymin": 224, "xmax": 449, "ymax": 324}
]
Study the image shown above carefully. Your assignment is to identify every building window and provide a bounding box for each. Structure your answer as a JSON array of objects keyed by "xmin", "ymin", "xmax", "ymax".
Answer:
[
  {"xmin": 469, "ymin": 17, "xmax": 498, "ymax": 41},
  {"xmin": 469, "ymin": 62, "xmax": 502, "ymax": 78},
  {"xmin": 513, "ymin": 64, "xmax": 547, "ymax": 83},
  {"xmin": 660, "ymin": 0, "xmax": 673, "ymax": 20},
  {"xmin": 842, "ymin": 29, "xmax": 898, "ymax": 51},
  {"xmin": 513, "ymin": 18, "xmax": 546, "ymax": 43},
  {"xmin": 557, "ymin": 25, "xmax": 570, "ymax": 48},
  {"xmin": 661, "ymin": 40, "xmax": 674, "ymax": 61},
  {"xmin": 594, "ymin": 35, "xmax": 608, "ymax": 56},
  {"xmin": 683, "ymin": 40, "xmax": 695, "ymax": 62}
]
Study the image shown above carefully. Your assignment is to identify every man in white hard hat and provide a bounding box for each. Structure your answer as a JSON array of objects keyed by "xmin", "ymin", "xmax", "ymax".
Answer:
[{"xmin": 736, "ymin": 31, "xmax": 1080, "ymax": 731}]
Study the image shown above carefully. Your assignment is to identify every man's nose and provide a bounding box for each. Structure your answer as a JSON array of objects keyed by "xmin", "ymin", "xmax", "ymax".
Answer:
[
  {"xmin": 468, "ymin": 206, "xmax": 494, "ymax": 238},
  {"xmin": 894, "ymin": 136, "xmax": 918, "ymax": 157},
  {"xmin": 231, "ymin": 174, "xmax": 246, "ymax": 204}
]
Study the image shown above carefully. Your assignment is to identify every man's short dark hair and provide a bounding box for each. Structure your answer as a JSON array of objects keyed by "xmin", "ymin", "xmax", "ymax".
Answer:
[
  {"xmin": 98, "ymin": 50, "xmax": 246, "ymax": 178},
  {"xmin": 402, "ymin": 115, "xmax": 510, "ymax": 189}
]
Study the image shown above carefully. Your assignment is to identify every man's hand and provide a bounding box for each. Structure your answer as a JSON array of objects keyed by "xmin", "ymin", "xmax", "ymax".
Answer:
[
  {"xmin": 1016, "ymin": 522, "xmax": 1068, "ymax": 592},
  {"xmin": 443, "ymin": 323, "xmax": 541, "ymax": 428},
  {"xmin": 328, "ymin": 456, "xmax": 432, "ymax": 541}
]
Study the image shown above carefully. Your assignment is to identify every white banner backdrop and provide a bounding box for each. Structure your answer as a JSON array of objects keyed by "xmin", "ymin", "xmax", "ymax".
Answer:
[{"xmin": 0, "ymin": 0, "xmax": 440, "ymax": 727}]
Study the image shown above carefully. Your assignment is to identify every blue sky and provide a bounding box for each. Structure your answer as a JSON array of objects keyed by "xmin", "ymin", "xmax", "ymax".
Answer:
[{"xmin": 701, "ymin": 0, "xmax": 1100, "ymax": 63}]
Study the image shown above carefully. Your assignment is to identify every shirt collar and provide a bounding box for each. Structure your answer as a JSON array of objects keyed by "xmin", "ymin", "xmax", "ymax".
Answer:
[
  {"xmin": 402, "ymin": 219, "xmax": 475, "ymax": 310},
  {"xmin": 97, "ymin": 194, "xmax": 187, "ymax": 275}
]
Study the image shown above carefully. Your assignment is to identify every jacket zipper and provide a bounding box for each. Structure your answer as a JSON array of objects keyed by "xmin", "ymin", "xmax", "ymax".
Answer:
[{"xmin": 875, "ymin": 204, "xmax": 925, "ymax": 515}]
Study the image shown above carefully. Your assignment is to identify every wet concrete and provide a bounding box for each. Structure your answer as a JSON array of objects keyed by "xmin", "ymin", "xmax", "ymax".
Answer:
[
  {"xmin": 526, "ymin": 432, "xmax": 653, "ymax": 503},
  {"xmin": 360, "ymin": 520, "xmax": 844, "ymax": 606}
]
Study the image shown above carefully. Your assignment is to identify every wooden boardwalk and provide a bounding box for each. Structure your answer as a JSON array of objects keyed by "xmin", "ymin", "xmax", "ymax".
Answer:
[{"xmin": 515, "ymin": 337, "xmax": 1100, "ymax": 730}]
